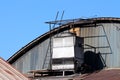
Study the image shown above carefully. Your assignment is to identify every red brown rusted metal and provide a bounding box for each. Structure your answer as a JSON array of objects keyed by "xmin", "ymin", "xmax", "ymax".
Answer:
[
  {"xmin": 0, "ymin": 58, "xmax": 30, "ymax": 80},
  {"xmin": 74, "ymin": 69, "xmax": 120, "ymax": 80}
]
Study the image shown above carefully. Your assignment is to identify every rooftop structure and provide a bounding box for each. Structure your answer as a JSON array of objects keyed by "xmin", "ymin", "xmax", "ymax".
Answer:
[{"xmin": 7, "ymin": 17, "xmax": 120, "ymax": 79}]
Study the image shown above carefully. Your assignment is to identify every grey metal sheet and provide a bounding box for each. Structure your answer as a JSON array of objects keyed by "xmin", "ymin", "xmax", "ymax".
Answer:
[{"xmin": 12, "ymin": 22, "xmax": 120, "ymax": 73}]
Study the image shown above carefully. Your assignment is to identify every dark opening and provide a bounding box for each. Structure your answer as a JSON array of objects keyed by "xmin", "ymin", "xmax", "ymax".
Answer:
[{"xmin": 81, "ymin": 51, "xmax": 105, "ymax": 74}]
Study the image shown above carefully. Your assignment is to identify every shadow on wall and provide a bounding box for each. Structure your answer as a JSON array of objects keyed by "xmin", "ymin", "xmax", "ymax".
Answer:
[{"xmin": 81, "ymin": 51, "xmax": 105, "ymax": 74}]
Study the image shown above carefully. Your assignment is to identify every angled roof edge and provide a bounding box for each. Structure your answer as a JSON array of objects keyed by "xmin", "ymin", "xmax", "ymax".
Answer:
[
  {"xmin": 7, "ymin": 17, "xmax": 120, "ymax": 64},
  {"xmin": 0, "ymin": 57, "xmax": 30, "ymax": 80}
]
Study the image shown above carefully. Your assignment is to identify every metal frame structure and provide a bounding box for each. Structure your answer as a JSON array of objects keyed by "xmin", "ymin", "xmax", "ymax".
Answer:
[{"xmin": 7, "ymin": 17, "xmax": 120, "ymax": 78}]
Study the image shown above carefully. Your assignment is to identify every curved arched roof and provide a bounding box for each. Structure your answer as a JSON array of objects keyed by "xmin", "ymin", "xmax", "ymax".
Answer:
[{"xmin": 7, "ymin": 17, "xmax": 120, "ymax": 64}]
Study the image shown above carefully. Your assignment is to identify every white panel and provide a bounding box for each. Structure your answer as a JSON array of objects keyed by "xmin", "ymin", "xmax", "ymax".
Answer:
[
  {"xmin": 53, "ymin": 37, "xmax": 74, "ymax": 47},
  {"xmin": 63, "ymin": 37, "xmax": 74, "ymax": 46},
  {"xmin": 53, "ymin": 47, "xmax": 74, "ymax": 58},
  {"xmin": 52, "ymin": 64, "xmax": 74, "ymax": 70},
  {"xmin": 53, "ymin": 38, "xmax": 63, "ymax": 47}
]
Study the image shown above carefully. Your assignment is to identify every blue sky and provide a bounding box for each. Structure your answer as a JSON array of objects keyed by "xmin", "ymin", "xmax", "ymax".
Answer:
[{"xmin": 0, "ymin": 0, "xmax": 120, "ymax": 60}]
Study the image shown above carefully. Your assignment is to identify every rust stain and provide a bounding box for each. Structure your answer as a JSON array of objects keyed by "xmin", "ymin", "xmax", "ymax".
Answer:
[
  {"xmin": 0, "ymin": 58, "xmax": 30, "ymax": 80},
  {"xmin": 74, "ymin": 69, "xmax": 120, "ymax": 80}
]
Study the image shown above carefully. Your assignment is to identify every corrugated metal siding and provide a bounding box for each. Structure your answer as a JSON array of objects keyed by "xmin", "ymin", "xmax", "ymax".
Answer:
[
  {"xmin": 79, "ymin": 23, "xmax": 120, "ymax": 68},
  {"xmin": 103, "ymin": 23, "xmax": 120, "ymax": 68},
  {"xmin": 12, "ymin": 23, "xmax": 120, "ymax": 73},
  {"xmin": 0, "ymin": 58, "xmax": 29, "ymax": 80},
  {"xmin": 12, "ymin": 39, "xmax": 51, "ymax": 73}
]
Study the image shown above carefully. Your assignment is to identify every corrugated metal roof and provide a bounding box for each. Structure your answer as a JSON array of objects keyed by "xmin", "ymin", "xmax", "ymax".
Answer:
[
  {"xmin": 0, "ymin": 57, "xmax": 30, "ymax": 80},
  {"xmin": 74, "ymin": 69, "xmax": 120, "ymax": 80}
]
